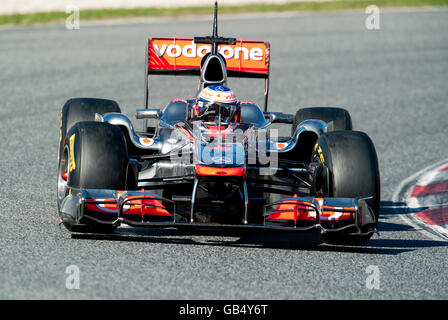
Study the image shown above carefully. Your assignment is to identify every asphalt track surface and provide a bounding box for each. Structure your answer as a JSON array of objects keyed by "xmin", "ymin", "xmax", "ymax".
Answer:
[{"xmin": 1, "ymin": 8, "xmax": 448, "ymax": 300}]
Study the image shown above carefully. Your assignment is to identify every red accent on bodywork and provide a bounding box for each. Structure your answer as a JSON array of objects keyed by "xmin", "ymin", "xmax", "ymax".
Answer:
[
  {"xmin": 267, "ymin": 204, "xmax": 316, "ymax": 222},
  {"xmin": 266, "ymin": 197, "xmax": 354, "ymax": 222},
  {"xmin": 239, "ymin": 101, "xmax": 257, "ymax": 105},
  {"xmin": 84, "ymin": 190, "xmax": 172, "ymax": 216},
  {"xmin": 195, "ymin": 165, "xmax": 245, "ymax": 177},
  {"xmin": 202, "ymin": 125, "xmax": 229, "ymax": 138},
  {"xmin": 61, "ymin": 171, "xmax": 68, "ymax": 181}
]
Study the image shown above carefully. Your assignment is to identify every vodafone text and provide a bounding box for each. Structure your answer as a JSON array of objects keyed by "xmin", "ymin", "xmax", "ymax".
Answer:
[{"xmin": 153, "ymin": 42, "xmax": 264, "ymax": 61}]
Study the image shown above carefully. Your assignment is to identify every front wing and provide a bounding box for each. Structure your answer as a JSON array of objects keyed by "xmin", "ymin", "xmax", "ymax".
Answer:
[{"xmin": 59, "ymin": 188, "xmax": 376, "ymax": 236}]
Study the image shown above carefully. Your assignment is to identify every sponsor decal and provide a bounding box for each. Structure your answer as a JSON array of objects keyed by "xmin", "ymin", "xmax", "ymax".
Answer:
[
  {"xmin": 69, "ymin": 134, "xmax": 76, "ymax": 172},
  {"xmin": 199, "ymin": 86, "xmax": 237, "ymax": 103},
  {"xmin": 314, "ymin": 144, "xmax": 325, "ymax": 164},
  {"xmin": 148, "ymin": 38, "xmax": 269, "ymax": 75},
  {"xmin": 211, "ymin": 156, "xmax": 233, "ymax": 165},
  {"xmin": 153, "ymin": 42, "xmax": 263, "ymax": 60},
  {"xmin": 276, "ymin": 142, "xmax": 287, "ymax": 149},
  {"xmin": 139, "ymin": 137, "xmax": 154, "ymax": 146}
]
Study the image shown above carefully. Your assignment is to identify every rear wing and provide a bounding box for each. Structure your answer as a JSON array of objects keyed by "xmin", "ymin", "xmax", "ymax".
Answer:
[{"xmin": 144, "ymin": 37, "xmax": 270, "ymax": 110}]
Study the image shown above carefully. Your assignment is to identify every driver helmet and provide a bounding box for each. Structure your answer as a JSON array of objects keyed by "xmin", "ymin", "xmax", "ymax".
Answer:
[{"xmin": 192, "ymin": 85, "xmax": 240, "ymax": 122}]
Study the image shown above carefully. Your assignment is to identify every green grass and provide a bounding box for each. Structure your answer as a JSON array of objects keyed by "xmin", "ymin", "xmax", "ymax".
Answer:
[{"xmin": 1, "ymin": 0, "xmax": 448, "ymax": 26}]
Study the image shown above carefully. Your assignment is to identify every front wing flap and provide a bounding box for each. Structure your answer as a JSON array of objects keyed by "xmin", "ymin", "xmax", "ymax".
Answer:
[{"xmin": 264, "ymin": 197, "xmax": 375, "ymax": 234}]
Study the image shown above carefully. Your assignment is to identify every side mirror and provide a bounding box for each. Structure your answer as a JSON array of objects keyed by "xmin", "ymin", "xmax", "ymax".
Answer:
[
  {"xmin": 136, "ymin": 108, "xmax": 162, "ymax": 119},
  {"xmin": 264, "ymin": 112, "xmax": 294, "ymax": 124}
]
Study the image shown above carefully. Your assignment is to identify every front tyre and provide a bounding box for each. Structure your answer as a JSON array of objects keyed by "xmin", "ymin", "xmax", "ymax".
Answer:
[
  {"xmin": 312, "ymin": 131, "xmax": 380, "ymax": 244},
  {"xmin": 58, "ymin": 121, "xmax": 129, "ymax": 233}
]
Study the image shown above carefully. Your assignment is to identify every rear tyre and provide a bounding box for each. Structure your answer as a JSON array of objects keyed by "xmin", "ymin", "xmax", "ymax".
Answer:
[
  {"xmin": 58, "ymin": 121, "xmax": 129, "ymax": 233},
  {"xmin": 312, "ymin": 131, "xmax": 380, "ymax": 245},
  {"xmin": 291, "ymin": 107, "xmax": 352, "ymax": 135}
]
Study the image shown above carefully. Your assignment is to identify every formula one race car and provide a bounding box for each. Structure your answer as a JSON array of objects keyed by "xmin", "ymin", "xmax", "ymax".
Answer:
[{"xmin": 57, "ymin": 2, "xmax": 380, "ymax": 244}]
